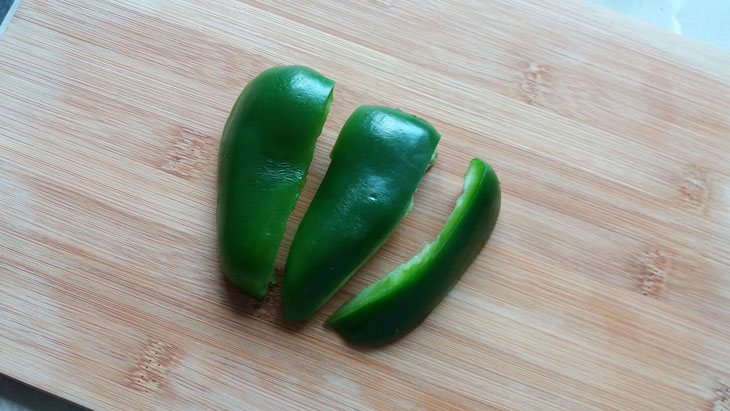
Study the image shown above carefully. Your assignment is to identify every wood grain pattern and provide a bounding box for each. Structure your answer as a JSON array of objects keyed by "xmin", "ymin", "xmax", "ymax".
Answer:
[{"xmin": 1, "ymin": 0, "xmax": 729, "ymax": 409}]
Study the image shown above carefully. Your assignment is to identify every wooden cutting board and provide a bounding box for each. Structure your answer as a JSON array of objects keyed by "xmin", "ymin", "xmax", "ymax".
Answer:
[{"xmin": 2, "ymin": 0, "xmax": 730, "ymax": 409}]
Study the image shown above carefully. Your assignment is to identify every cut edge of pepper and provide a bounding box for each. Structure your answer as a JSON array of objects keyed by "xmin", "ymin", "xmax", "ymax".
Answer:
[
  {"xmin": 428, "ymin": 149, "xmax": 438, "ymax": 170},
  {"xmin": 316, "ymin": 84, "xmax": 335, "ymax": 140}
]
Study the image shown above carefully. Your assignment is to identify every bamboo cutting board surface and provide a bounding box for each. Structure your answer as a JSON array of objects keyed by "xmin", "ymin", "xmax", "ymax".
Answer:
[{"xmin": 2, "ymin": 0, "xmax": 730, "ymax": 409}]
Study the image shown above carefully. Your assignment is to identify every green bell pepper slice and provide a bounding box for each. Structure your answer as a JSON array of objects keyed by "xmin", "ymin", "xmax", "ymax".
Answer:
[
  {"xmin": 282, "ymin": 106, "xmax": 441, "ymax": 321},
  {"xmin": 326, "ymin": 158, "xmax": 501, "ymax": 345},
  {"xmin": 217, "ymin": 66, "xmax": 334, "ymax": 300}
]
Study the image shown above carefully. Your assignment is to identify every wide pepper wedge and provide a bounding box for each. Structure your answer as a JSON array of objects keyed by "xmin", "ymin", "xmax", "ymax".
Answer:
[
  {"xmin": 282, "ymin": 106, "xmax": 441, "ymax": 321},
  {"xmin": 217, "ymin": 66, "xmax": 334, "ymax": 300},
  {"xmin": 326, "ymin": 158, "xmax": 501, "ymax": 345}
]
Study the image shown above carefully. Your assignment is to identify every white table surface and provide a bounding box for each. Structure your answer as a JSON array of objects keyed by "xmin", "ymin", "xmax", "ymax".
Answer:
[{"xmin": 588, "ymin": 0, "xmax": 730, "ymax": 51}]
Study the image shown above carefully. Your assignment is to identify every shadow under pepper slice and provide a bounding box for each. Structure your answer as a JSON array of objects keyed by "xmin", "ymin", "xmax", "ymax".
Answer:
[
  {"xmin": 282, "ymin": 106, "xmax": 441, "ymax": 321},
  {"xmin": 217, "ymin": 66, "xmax": 334, "ymax": 300},
  {"xmin": 326, "ymin": 158, "xmax": 501, "ymax": 345}
]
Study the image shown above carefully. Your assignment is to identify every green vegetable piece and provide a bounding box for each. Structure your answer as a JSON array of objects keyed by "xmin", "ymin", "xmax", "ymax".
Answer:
[
  {"xmin": 326, "ymin": 158, "xmax": 501, "ymax": 345},
  {"xmin": 217, "ymin": 66, "xmax": 334, "ymax": 300},
  {"xmin": 282, "ymin": 106, "xmax": 441, "ymax": 321}
]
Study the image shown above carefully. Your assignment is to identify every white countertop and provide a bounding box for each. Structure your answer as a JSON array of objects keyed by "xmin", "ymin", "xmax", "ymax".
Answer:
[{"xmin": 588, "ymin": 0, "xmax": 730, "ymax": 51}]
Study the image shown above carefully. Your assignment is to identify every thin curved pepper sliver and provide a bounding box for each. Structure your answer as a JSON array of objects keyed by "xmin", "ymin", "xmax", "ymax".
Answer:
[
  {"xmin": 326, "ymin": 158, "xmax": 501, "ymax": 345},
  {"xmin": 282, "ymin": 105, "xmax": 441, "ymax": 321},
  {"xmin": 217, "ymin": 66, "xmax": 334, "ymax": 300}
]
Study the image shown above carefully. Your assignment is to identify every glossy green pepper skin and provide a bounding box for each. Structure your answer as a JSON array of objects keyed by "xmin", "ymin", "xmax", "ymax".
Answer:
[
  {"xmin": 326, "ymin": 158, "xmax": 501, "ymax": 345},
  {"xmin": 282, "ymin": 106, "xmax": 441, "ymax": 321},
  {"xmin": 217, "ymin": 66, "xmax": 334, "ymax": 300}
]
